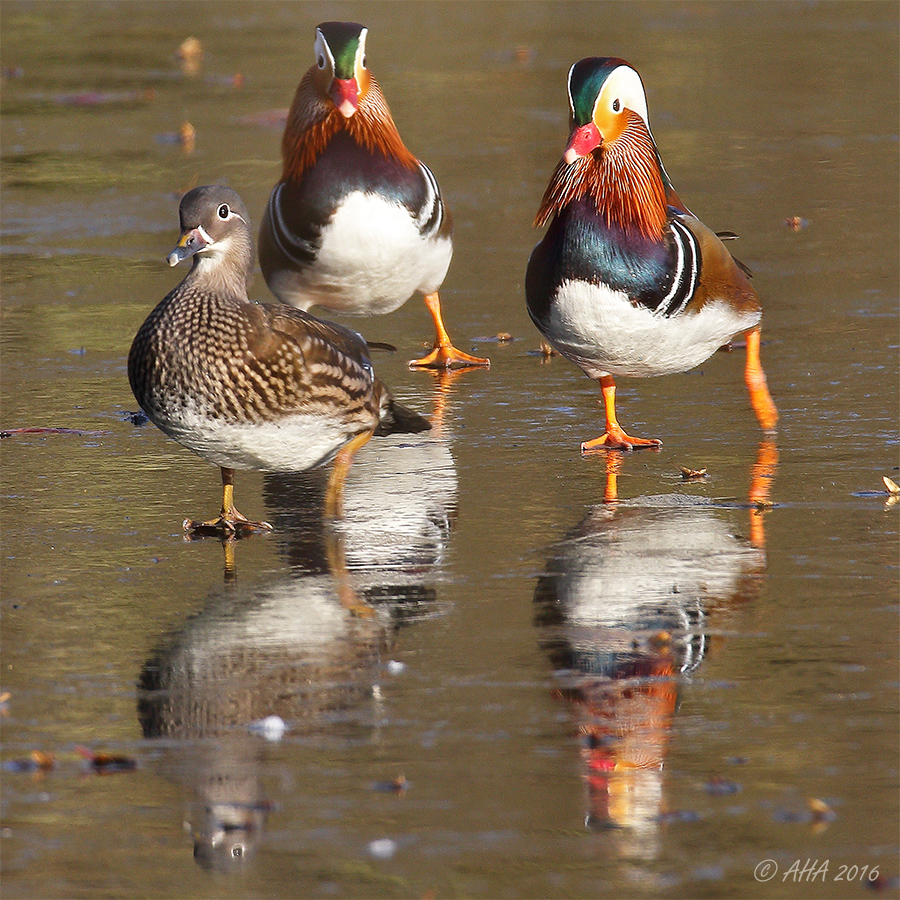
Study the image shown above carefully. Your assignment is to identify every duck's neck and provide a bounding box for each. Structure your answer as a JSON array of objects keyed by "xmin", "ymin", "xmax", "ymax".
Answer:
[
  {"xmin": 535, "ymin": 117, "xmax": 668, "ymax": 239},
  {"xmin": 281, "ymin": 71, "xmax": 418, "ymax": 182},
  {"xmin": 185, "ymin": 241, "xmax": 253, "ymax": 303}
]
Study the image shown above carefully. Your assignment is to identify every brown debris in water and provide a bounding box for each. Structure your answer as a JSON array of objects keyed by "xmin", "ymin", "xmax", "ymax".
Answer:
[
  {"xmin": 373, "ymin": 774, "xmax": 409, "ymax": 794},
  {"xmin": 4, "ymin": 750, "xmax": 56, "ymax": 775},
  {"xmin": 179, "ymin": 121, "xmax": 195, "ymax": 154},
  {"xmin": 177, "ymin": 37, "xmax": 203, "ymax": 76},
  {"xmin": 0, "ymin": 427, "xmax": 108, "ymax": 439},
  {"xmin": 784, "ymin": 216, "xmax": 809, "ymax": 231},
  {"xmin": 76, "ymin": 746, "xmax": 137, "ymax": 774}
]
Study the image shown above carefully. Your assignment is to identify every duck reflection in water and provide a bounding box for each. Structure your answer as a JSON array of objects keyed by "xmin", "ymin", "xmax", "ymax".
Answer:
[
  {"xmin": 138, "ymin": 416, "xmax": 456, "ymax": 869},
  {"xmin": 534, "ymin": 443, "xmax": 776, "ymax": 857},
  {"xmin": 264, "ymin": 371, "xmax": 458, "ymax": 607}
]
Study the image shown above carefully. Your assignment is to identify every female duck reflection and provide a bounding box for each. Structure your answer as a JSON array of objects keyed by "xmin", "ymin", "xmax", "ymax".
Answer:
[
  {"xmin": 263, "ymin": 381, "xmax": 458, "ymax": 602},
  {"xmin": 533, "ymin": 444, "xmax": 776, "ymax": 857},
  {"xmin": 137, "ymin": 416, "xmax": 457, "ymax": 869}
]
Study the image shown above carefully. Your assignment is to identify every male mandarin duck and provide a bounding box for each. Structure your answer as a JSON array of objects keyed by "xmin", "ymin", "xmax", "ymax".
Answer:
[
  {"xmin": 129, "ymin": 185, "xmax": 430, "ymax": 536},
  {"xmin": 526, "ymin": 57, "xmax": 777, "ymax": 450},
  {"xmin": 258, "ymin": 21, "xmax": 489, "ymax": 370}
]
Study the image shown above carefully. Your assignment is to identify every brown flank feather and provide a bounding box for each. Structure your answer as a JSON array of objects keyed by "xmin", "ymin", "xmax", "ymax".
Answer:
[
  {"xmin": 534, "ymin": 110, "xmax": 668, "ymax": 239},
  {"xmin": 281, "ymin": 69, "xmax": 418, "ymax": 182}
]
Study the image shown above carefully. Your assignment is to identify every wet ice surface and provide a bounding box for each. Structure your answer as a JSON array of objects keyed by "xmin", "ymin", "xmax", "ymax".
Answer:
[{"xmin": 1, "ymin": 2, "xmax": 898, "ymax": 898}]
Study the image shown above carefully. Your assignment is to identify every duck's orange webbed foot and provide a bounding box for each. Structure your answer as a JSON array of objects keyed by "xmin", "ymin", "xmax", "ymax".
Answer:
[
  {"xmin": 183, "ymin": 467, "xmax": 272, "ymax": 538},
  {"xmin": 183, "ymin": 505, "xmax": 272, "ymax": 538},
  {"xmin": 581, "ymin": 375, "xmax": 662, "ymax": 452},
  {"xmin": 409, "ymin": 343, "xmax": 491, "ymax": 370},
  {"xmin": 581, "ymin": 426, "xmax": 662, "ymax": 453},
  {"xmin": 408, "ymin": 291, "xmax": 490, "ymax": 370}
]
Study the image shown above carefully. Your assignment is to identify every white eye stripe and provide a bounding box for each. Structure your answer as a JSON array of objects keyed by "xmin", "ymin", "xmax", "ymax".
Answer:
[
  {"xmin": 355, "ymin": 27, "xmax": 368, "ymax": 72},
  {"xmin": 596, "ymin": 65, "xmax": 649, "ymax": 126},
  {"xmin": 217, "ymin": 209, "xmax": 247, "ymax": 225},
  {"xmin": 314, "ymin": 29, "xmax": 336, "ymax": 72},
  {"xmin": 566, "ymin": 61, "xmax": 578, "ymax": 117},
  {"xmin": 314, "ymin": 27, "xmax": 368, "ymax": 77}
]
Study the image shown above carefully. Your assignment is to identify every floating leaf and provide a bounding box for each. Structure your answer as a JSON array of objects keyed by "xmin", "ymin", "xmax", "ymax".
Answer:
[
  {"xmin": 784, "ymin": 216, "xmax": 809, "ymax": 231},
  {"xmin": 373, "ymin": 775, "xmax": 409, "ymax": 794},
  {"xmin": 76, "ymin": 746, "xmax": 137, "ymax": 774},
  {"xmin": 808, "ymin": 797, "xmax": 836, "ymax": 823},
  {"xmin": 4, "ymin": 750, "xmax": 55, "ymax": 774},
  {"xmin": 177, "ymin": 36, "xmax": 203, "ymax": 76}
]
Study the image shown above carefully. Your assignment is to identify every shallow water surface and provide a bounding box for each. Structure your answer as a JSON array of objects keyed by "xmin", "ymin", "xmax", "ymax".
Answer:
[{"xmin": 1, "ymin": 2, "xmax": 898, "ymax": 898}]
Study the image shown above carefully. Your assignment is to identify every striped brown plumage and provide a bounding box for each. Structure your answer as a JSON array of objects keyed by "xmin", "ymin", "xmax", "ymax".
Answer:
[{"xmin": 128, "ymin": 184, "xmax": 429, "ymax": 534}]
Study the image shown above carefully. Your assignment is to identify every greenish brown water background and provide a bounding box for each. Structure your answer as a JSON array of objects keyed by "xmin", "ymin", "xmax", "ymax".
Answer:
[{"xmin": 1, "ymin": 2, "xmax": 898, "ymax": 898}]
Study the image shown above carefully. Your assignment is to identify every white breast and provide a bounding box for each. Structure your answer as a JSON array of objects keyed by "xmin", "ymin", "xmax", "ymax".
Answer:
[
  {"xmin": 546, "ymin": 278, "xmax": 760, "ymax": 379},
  {"xmin": 295, "ymin": 191, "xmax": 452, "ymax": 316},
  {"xmin": 158, "ymin": 405, "xmax": 354, "ymax": 473}
]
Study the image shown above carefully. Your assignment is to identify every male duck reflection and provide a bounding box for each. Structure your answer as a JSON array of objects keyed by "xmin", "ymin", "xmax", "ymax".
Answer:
[
  {"xmin": 526, "ymin": 58, "xmax": 778, "ymax": 450},
  {"xmin": 128, "ymin": 185, "xmax": 430, "ymax": 537},
  {"xmin": 259, "ymin": 21, "xmax": 489, "ymax": 369},
  {"xmin": 534, "ymin": 453, "xmax": 772, "ymax": 844}
]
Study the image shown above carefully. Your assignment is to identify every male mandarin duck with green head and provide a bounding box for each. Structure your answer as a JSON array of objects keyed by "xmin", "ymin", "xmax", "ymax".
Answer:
[
  {"xmin": 258, "ymin": 21, "xmax": 489, "ymax": 370},
  {"xmin": 526, "ymin": 57, "xmax": 777, "ymax": 450}
]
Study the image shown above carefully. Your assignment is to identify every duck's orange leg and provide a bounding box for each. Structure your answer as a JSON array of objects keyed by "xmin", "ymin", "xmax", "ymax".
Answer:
[
  {"xmin": 601, "ymin": 452, "xmax": 624, "ymax": 503},
  {"xmin": 744, "ymin": 327, "xmax": 778, "ymax": 434},
  {"xmin": 409, "ymin": 292, "xmax": 491, "ymax": 370},
  {"xmin": 184, "ymin": 467, "xmax": 273, "ymax": 537},
  {"xmin": 581, "ymin": 375, "xmax": 662, "ymax": 453},
  {"xmin": 748, "ymin": 439, "xmax": 778, "ymax": 549},
  {"xmin": 324, "ymin": 430, "xmax": 374, "ymax": 519}
]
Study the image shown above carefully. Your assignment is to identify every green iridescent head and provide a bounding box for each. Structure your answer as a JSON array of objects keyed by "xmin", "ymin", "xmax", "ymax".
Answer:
[
  {"xmin": 315, "ymin": 22, "xmax": 368, "ymax": 80},
  {"xmin": 567, "ymin": 57, "xmax": 648, "ymax": 128}
]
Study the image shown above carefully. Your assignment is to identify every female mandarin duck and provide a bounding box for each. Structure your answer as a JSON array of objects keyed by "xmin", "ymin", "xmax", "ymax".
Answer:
[
  {"xmin": 258, "ymin": 21, "xmax": 489, "ymax": 370},
  {"xmin": 129, "ymin": 185, "xmax": 429, "ymax": 536},
  {"xmin": 526, "ymin": 57, "xmax": 777, "ymax": 450}
]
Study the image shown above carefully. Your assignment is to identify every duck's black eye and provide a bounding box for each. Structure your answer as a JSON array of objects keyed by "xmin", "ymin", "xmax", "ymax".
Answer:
[
  {"xmin": 612, "ymin": 98, "xmax": 621, "ymax": 112},
  {"xmin": 317, "ymin": 55, "xmax": 326, "ymax": 68},
  {"xmin": 217, "ymin": 204, "xmax": 229, "ymax": 219}
]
